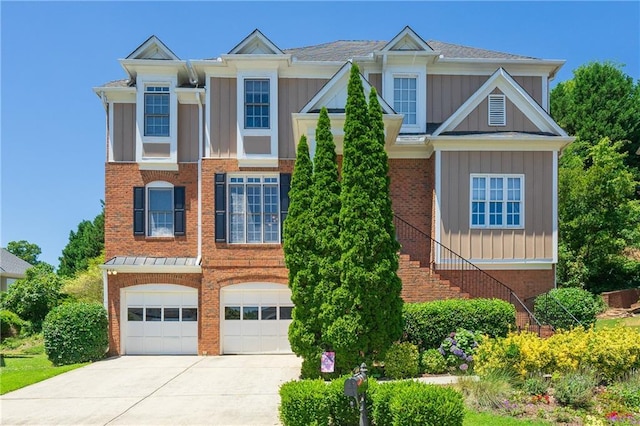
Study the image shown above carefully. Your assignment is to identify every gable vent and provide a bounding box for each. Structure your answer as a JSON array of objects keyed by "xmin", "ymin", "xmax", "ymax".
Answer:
[{"xmin": 488, "ymin": 94, "xmax": 506, "ymax": 126}]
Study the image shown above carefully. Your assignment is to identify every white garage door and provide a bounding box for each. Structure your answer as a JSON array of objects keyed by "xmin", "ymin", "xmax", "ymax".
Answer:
[
  {"xmin": 123, "ymin": 284, "xmax": 198, "ymax": 355},
  {"xmin": 221, "ymin": 283, "xmax": 293, "ymax": 354}
]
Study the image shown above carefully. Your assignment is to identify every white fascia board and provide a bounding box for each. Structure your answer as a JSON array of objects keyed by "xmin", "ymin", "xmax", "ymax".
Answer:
[
  {"xmin": 237, "ymin": 158, "xmax": 279, "ymax": 168},
  {"xmin": 381, "ymin": 26, "xmax": 434, "ymax": 53},
  {"xmin": 138, "ymin": 162, "xmax": 180, "ymax": 171},
  {"xmin": 99, "ymin": 264, "xmax": 202, "ymax": 274},
  {"xmin": 108, "ymin": 101, "xmax": 114, "ymax": 162},
  {"xmin": 552, "ymin": 153, "xmax": 559, "ymax": 263},
  {"xmin": 95, "ymin": 87, "xmax": 136, "ymax": 103},
  {"xmin": 175, "ymin": 87, "xmax": 205, "ymax": 104},
  {"xmin": 120, "ymin": 59, "xmax": 188, "ymax": 78},
  {"xmin": 436, "ymin": 260, "xmax": 554, "ymax": 270},
  {"xmin": 220, "ymin": 54, "xmax": 291, "ymax": 63},
  {"xmin": 428, "ymin": 61, "xmax": 556, "ymax": 77},
  {"xmin": 434, "ymin": 150, "xmax": 441, "ymax": 262},
  {"xmin": 429, "ymin": 136, "xmax": 573, "ymax": 152}
]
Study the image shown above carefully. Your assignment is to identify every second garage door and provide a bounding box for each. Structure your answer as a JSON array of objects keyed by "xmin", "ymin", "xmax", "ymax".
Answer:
[{"xmin": 221, "ymin": 283, "xmax": 293, "ymax": 354}]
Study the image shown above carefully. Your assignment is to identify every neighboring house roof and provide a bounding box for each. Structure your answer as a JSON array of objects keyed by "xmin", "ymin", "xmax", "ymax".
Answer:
[
  {"xmin": 283, "ymin": 39, "xmax": 537, "ymax": 62},
  {"xmin": 0, "ymin": 248, "xmax": 32, "ymax": 278}
]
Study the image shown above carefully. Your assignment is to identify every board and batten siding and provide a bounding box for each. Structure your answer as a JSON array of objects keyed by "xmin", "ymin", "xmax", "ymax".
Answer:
[
  {"xmin": 440, "ymin": 151, "xmax": 553, "ymax": 261},
  {"xmin": 209, "ymin": 77, "xmax": 237, "ymax": 158},
  {"xmin": 427, "ymin": 75, "xmax": 543, "ymax": 124},
  {"xmin": 112, "ymin": 103, "xmax": 136, "ymax": 161},
  {"xmin": 178, "ymin": 104, "xmax": 200, "ymax": 162},
  {"xmin": 278, "ymin": 78, "xmax": 329, "ymax": 158},
  {"xmin": 368, "ymin": 73, "xmax": 382, "ymax": 94},
  {"xmin": 453, "ymin": 88, "xmax": 539, "ymax": 133}
]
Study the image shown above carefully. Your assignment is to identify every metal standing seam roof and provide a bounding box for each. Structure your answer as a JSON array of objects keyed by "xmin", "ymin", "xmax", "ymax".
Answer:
[
  {"xmin": 104, "ymin": 256, "xmax": 199, "ymax": 267},
  {"xmin": 0, "ymin": 248, "xmax": 33, "ymax": 276}
]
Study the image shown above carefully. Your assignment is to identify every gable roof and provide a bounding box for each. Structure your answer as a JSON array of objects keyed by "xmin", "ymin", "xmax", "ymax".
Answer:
[
  {"xmin": 228, "ymin": 29, "xmax": 284, "ymax": 55},
  {"xmin": 0, "ymin": 249, "xmax": 32, "ymax": 277},
  {"xmin": 432, "ymin": 68, "xmax": 568, "ymax": 137},
  {"xmin": 381, "ymin": 26, "xmax": 435, "ymax": 53},
  {"xmin": 300, "ymin": 62, "xmax": 395, "ymax": 114},
  {"xmin": 125, "ymin": 35, "xmax": 180, "ymax": 60},
  {"xmin": 284, "ymin": 39, "xmax": 536, "ymax": 62}
]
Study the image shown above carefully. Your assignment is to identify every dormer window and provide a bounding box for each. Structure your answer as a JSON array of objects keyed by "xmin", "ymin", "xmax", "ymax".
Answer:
[
  {"xmin": 245, "ymin": 79, "xmax": 270, "ymax": 129},
  {"xmin": 393, "ymin": 77, "xmax": 417, "ymax": 125},
  {"xmin": 488, "ymin": 94, "xmax": 506, "ymax": 126},
  {"xmin": 144, "ymin": 86, "xmax": 170, "ymax": 136}
]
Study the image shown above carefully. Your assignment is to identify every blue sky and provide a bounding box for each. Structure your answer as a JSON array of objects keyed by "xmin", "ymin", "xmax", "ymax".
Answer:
[{"xmin": 1, "ymin": 1, "xmax": 639, "ymax": 267}]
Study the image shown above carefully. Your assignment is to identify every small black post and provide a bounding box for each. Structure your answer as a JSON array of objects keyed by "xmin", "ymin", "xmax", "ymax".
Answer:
[{"xmin": 358, "ymin": 363, "xmax": 369, "ymax": 426}]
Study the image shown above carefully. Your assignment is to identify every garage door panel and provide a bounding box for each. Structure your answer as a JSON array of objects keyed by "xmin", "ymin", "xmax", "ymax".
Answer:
[
  {"xmin": 261, "ymin": 323, "xmax": 278, "ymax": 336},
  {"xmin": 146, "ymin": 293, "xmax": 164, "ymax": 305},
  {"xmin": 127, "ymin": 322, "xmax": 144, "ymax": 336},
  {"xmin": 242, "ymin": 322, "xmax": 260, "ymax": 336},
  {"xmin": 225, "ymin": 337, "xmax": 243, "ymax": 353},
  {"xmin": 144, "ymin": 323, "xmax": 163, "ymax": 337},
  {"xmin": 163, "ymin": 337, "xmax": 182, "ymax": 353},
  {"xmin": 182, "ymin": 323, "xmax": 198, "ymax": 337},
  {"xmin": 163, "ymin": 323, "xmax": 181, "ymax": 336},
  {"xmin": 128, "ymin": 293, "xmax": 145, "ymax": 305}
]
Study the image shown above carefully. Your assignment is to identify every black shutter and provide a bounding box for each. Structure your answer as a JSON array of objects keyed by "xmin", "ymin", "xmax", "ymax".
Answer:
[
  {"xmin": 279, "ymin": 173, "xmax": 291, "ymax": 241},
  {"xmin": 133, "ymin": 187, "xmax": 145, "ymax": 236},
  {"xmin": 174, "ymin": 186, "xmax": 185, "ymax": 236},
  {"xmin": 215, "ymin": 173, "xmax": 226, "ymax": 242}
]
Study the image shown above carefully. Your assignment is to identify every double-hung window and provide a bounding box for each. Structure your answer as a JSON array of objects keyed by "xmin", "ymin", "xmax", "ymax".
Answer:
[
  {"xmin": 133, "ymin": 183, "xmax": 185, "ymax": 237},
  {"xmin": 244, "ymin": 79, "xmax": 270, "ymax": 129},
  {"xmin": 471, "ymin": 175, "xmax": 523, "ymax": 228},
  {"xmin": 228, "ymin": 176, "xmax": 279, "ymax": 243},
  {"xmin": 393, "ymin": 77, "xmax": 417, "ymax": 126},
  {"xmin": 148, "ymin": 187, "xmax": 173, "ymax": 236},
  {"xmin": 144, "ymin": 86, "xmax": 170, "ymax": 136}
]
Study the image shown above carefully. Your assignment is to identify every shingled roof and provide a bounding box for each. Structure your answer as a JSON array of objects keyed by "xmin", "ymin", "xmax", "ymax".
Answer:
[
  {"xmin": 0, "ymin": 248, "xmax": 32, "ymax": 277},
  {"xmin": 283, "ymin": 39, "xmax": 537, "ymax": 62}
]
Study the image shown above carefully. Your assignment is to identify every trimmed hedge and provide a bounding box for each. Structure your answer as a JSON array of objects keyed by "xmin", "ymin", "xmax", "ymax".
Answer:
[
  {"xmin": 403, "ymin": 299, "xmax": 515, "ymax": 351},
  {"xmin": 43, "ymin": 302, "xmax": 108, "ymax": 365},
  {"xmin": 279, "ymin": 377, "xmax": 464, "ymax": 426},
  {"xmin": 384, "ymin": 342, "xmax": 419, "ymax": 379},
  {"xmin": 534, "ymin": 287, "xmax": 606, "ymax": 330},
  {"xmin": 1, "ymin": 310, "xmax": 24, "ymax": 339}
]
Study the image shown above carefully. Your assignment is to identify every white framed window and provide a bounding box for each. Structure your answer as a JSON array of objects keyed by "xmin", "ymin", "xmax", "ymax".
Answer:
[
  {"xmin": 488, "ymin": 94, "xmax": 506, "ymax": 126},
  {"xmin": 228, "ymin": 175, "xmax": 280, "ymax": 243},
  {"xmin": 244, "ymin": 79, "xmax": 270, "ymax": 129},
  {"xmin": 144, "ymin": 86, "xmax": 170, "ymax": 136},
  {"xmin": 393, "ymin": 76, "xmax": 417, "ymax": 125},
  {"xmin": 147, "ymin": 182, "xmax": 174, "ymax": 237},
  {"xmin": 471, "ymin": 175, "xmax": 523, "ymax": 228}
]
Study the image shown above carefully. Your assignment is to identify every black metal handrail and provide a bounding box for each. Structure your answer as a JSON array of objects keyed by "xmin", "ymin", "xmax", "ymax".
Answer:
[
  {"xmin": 393, "ymin": 214, "xmax": 544, "ymax": 334},
  {"xmin": 525, "ymin": 293, "xmax": 582, "ymax": 329}
]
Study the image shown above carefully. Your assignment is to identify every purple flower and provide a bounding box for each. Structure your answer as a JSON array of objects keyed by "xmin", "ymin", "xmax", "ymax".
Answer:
[
  {"xmin": 453, "ymin": 349, "xmax": 463, "ymax": 357},
  {"xmin": 459, "ymin": 363, "xmax": 469, "ymax": 371},
  {"xmin": 466, "ymin": 356, "xmax": 473, "ymax": 362},
  {"xmin": 438, "ymin": 347, "xmax": 445, "ymax": 356}
]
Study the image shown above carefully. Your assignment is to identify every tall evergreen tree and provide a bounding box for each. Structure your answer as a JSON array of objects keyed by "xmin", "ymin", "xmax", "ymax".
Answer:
[
  {"xmin": 58, "ymin": 206, "xmax": 104, "ymax": 277},
  {"xmin": 283, "ymin": 135, "xmax": 318, "ymax": 373},
  {"xmin": 325, "ymin": 63, "xmax": 403, "ymax": 372}
]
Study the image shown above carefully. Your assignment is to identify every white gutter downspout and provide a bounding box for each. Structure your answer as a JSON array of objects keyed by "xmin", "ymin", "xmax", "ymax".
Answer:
[
  {"xmin": 102, "ymin": 269, "xmax": 109, "ymax": 310},
  {"xmin": 196, "ymin": 91, "xmax": 203, "ymax": 265}
]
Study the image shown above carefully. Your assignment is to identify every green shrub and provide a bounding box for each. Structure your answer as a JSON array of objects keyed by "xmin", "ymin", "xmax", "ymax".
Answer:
[
  {"xmin": 534, "ymin": 287, "xmax": 605, "ymax": 330},
  {"xmin": 403, "ymin": 299, "xmax": 515, "ymax": 351},
  {"xmin": 553, "ymin": 369, "xmax": 598, "ymax": 408},
  {"xmin": 43, "ymin": 302, "xmax": 108, "ymax": 365},
  {"xmin": 0, "ymin": 310, "xmax": 24, "ymax": 339},
  {"xmin": 372, "ymin": 381, "xmax": 464, "ymax": 426},
  {"xmin": 279, "ymin": 379, "xmax": 330, "ymax": 426},
  {"xmin": 606, "ymin": 370, "xmax": 640, "ymax": 410},
  {"xmin": 421, "ymin": 349, "xmax": 448, "ymax": 374},
  {"xmin": 384, "ymin": 342, "xmax": 419, "ymax": 379},
  {"xmin": 327, "ymin": 376, "xmax": 359, "ymax": 426},
  {"xmin": 456, "ymin": 370, "xmax": 516, "ymax": 409},
  {"xmin": 522, "ymin": 375, "xmax": 549, "ymax": 396},
  {"xmin": 439, "ymin": 329, "xmax": 483, "ymax": 373}
]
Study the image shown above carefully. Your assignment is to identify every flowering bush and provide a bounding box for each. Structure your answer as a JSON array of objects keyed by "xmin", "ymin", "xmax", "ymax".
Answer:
[{"xmin": 438, "ymin": 329, "xmax": 483, "ymax": 373}]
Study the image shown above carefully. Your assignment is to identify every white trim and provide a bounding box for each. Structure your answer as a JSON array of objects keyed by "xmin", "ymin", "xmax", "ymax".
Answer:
[
  {"xmin": 108, "ymin": 101, "xmax": 114, "ymax": 162},
  {"xmin": 384, "ymin": 66, "xmax": 426, "ymax": 133},
  {"xmin": 434, "ymin": 150, "xmax": 442, "ymax": 264},
  {"xmin": 146, "ymin": 181, "xmax": 174, "ymax": 238},
  {"xmin": 380, "ymin": 26, "xmax": 435, "ymax": 54},
  {"xmin": 552, "ymin": 152, "xmax": 558, "ymax": 263},
  {"xmin": 196, "ymin": 91, "xmax": 203, "ymax": 263},
  {"xmin": 126, "ymin": 36, "xmax": 180, "ymax": 60},
  {"xmin": 432, "ymin": 68, "xmax": 568, "ymax": 137},
  {"xmin": 469, "ymin": 174, "xmax": 525, "ymax": 230},
  {"xmin": 100, "ymin": 264, "xmax": 202, "ymax": 274},
  {"xmin": 436, "ymin": 260, "xmax": 553, "ymax": 270},
  {"xmin": 204, "ymin": 73, "xmax": 211, "ymax": 158},
  {"xmin": 542, "ymin": 77, "xmax": 549, "ymax": 112},
  {"xmin": 228, "ymin": 29, "xmax": 284, "ymax": 55},
  {"xmin": 102, "ymin": 270, "xmax": 108, "ymax": 310},
  {"xmin": 429, "ymin": 136, "xmax": 573, "ymax": 152}
]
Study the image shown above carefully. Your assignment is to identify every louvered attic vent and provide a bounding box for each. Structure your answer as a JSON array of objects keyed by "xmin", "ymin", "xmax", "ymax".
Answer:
[{"xmin": 488, "ymin": 94, "xmax": 506, "ymax": 126}]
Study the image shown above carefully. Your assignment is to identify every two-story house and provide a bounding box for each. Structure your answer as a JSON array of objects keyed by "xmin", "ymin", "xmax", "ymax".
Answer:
[{"xmin": 95, "ymin": 27, "xmax": 573, "ymax": 356}]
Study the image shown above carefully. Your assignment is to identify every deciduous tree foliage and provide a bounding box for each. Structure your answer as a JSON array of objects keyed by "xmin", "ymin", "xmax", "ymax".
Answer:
[
  {"xmin": 61, "ymin": 253, "xmax": 105, "ymax": 303},
  {"xmin": 557, "ymin": 138, "xmax": 640, "ymax": 292},
  {"xmin": 58, "ymin": 205, "xmax": 104, "ymax": 277},
  {"xmin": 6, "ymin": 240, "xmax": 41, "ymax": 265},
  {"xmin": 551, "ymin": 62, "xmax": 640, "ymax": 171}
]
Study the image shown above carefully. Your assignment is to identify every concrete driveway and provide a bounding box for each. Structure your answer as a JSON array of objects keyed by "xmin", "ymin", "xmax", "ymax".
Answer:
[{"xmin": 0, "ymin": 355, "xmax": 301, "ymax": 426}]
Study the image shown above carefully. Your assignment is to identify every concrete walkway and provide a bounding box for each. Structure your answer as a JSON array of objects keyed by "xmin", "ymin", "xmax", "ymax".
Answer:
[{"xmin": 0, "ymin": 355, "xmax": 302, "ymax": 426}]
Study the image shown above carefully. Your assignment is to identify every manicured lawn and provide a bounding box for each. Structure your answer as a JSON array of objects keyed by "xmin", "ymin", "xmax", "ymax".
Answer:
[
  {"xmin": 596, "ymin": 316, "xmax": 640, "ymax": 330},
  {"xmin": 0, "ymin": 353, "xmax": 88, "ymax": 395},
  {"xmin": 464, "ymin": 410, "xmax": 551, "ymax": 426}
]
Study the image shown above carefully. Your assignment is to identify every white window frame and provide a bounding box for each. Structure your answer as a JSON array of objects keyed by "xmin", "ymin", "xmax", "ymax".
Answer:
[
  {"xmin": 144, "ymin": 86, "xmax": 170, "ymax": 137},
  {"xmin": 244, "ymin": 79, "xmax": 270, "ymax": 129},
  {"xmin": 227, "ymin": 174, "xmax": 280, "ymax": 244},
  {"xmin": 392, "ymin": 75, "xmax": 418, "ymax": 127},
  {"xmin": 146, "ymin": 181, "xmax": 174, "ymax": 237},
  {"xmin": 383, "ymin": 65, "xmax": 425, "ymax": 133},
  {"xmin": 135, "ymin": 75, "xmax": 178, "ymax": 166},
  {"xmin": 488, "ymin": 94, "xmax": 506, "ymax": 126},
  {"xmin": 236, "ymin": 69, "xmax": 278, "ymax": 166},
  {"xmin": 470, "ymin": 174, "xmax": 524, "ymax": 229}
]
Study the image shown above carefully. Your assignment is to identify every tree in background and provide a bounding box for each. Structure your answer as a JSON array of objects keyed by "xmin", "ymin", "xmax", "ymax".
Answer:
[
  {"xmin": 1, "ymin": 263, "xmax": 62, "ymax": 331},
  {"xmin": 557, "ymin": 138, "xmax": 640, "ymax": 292},
  {"xmin": 551, "ymin": 61, "xmax": 640, "ymax": 171},
  {"xmin": 283, "ymin": 135, "xmax": 318, "ymax": 375},
  {"xmin": 6, "ymin": 240, "xmax": 42, "ymax": 265},
  {"xmin": 325, "ymin": 64, "xmax": 403, "ymax": 373},
  {"xmin": 61, "ymin": 252, "xmax": 105, "ymax": 303},
  {"xmin": 58, "ymin": 204, "xmax": 104, "ymax": 277}
]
